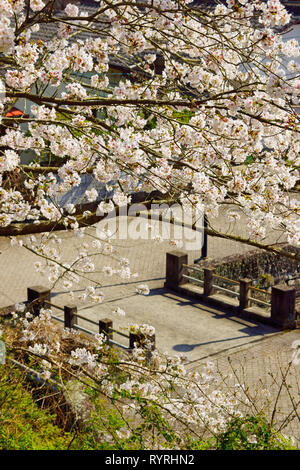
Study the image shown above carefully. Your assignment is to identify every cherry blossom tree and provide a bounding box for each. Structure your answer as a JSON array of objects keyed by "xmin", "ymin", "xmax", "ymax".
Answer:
[
  {"xmin": 1, "ymin": 0, "xmax": 300, "ymax": 448},
  {"xmin": 0, "ymin": 0, "xmax": 299, "ymax": 252}
]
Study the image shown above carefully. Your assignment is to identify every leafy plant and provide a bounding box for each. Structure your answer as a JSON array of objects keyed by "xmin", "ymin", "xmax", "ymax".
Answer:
[
  {"xmin": 0, "ymin": 364, "xmax": 75, "ymax": 450},
  {"xmin": 214, "ymin": 415, "xmax": 296, "ymax": 450}
]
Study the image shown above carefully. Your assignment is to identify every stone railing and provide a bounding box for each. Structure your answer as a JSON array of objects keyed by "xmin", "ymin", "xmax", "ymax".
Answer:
[
  {"xmin": 2, "ymin": 286, "xmax": 155, "ymax": 352},
  {"xmin": 165, "ymin": 251, "xmax": 297, "ymax": 330}
]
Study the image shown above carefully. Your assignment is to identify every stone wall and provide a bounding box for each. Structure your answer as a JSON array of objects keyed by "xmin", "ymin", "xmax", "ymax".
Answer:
[{"xmin": 195, "ymin": 244, "xmax": 300, "ymax": 289}]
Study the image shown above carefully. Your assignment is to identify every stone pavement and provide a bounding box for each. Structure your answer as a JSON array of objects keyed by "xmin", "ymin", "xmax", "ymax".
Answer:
[
  {"xmin": 191, "ymin": 329, "xmax": 300, "ymax": 447},
  {"xmin": 0, "ymin": 205, "xmax": 299, "ymax": 444}
]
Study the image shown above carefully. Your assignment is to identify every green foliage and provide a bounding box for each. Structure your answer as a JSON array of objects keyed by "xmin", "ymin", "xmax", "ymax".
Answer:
[
  {"xmin": 0, "ymin": 364, "xmax": 74, "ymax": 450},
  {"xmin": 214, "ymin": 415, "xmax": 296, "ymax": 450},
  {"xmin": 144, "ymin": 115, "xmax": 157, "ymax": 130},
  {"xmin": 256, "ymin": 272, "xmax": 274, "ymax": 289},
  {"xmin": 172, "ymin": 109, "xmax": 194, "ymax": 124},
  {"xmin": 245, "ymin": 155, "xmax": 254, "ymax": 164},
  {"xmin": 0, "ymin": 363, "xmax": 297, "ymax": 450}
]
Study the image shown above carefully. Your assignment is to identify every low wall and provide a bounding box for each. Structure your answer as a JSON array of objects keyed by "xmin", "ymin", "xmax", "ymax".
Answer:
[{"xmin": 195, "ymin": 244, "xmax": 300, "ymax": 289}]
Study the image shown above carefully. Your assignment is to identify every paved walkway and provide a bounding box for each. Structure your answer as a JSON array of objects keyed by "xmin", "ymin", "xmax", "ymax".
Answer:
[
  {"xmin": 0, "ymin": 208, "xmax": 279, "ymax": 361},
  {"xmin": 0, "ymin": 205, "xmax": 299, "ymax": 445},
  {"xmin": 193, "ymin": 329, "xmax": 300, "ymax": 447}
]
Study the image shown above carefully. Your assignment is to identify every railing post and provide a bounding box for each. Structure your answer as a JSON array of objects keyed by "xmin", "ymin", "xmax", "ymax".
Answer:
[
  {"xmin": 164, "ymin": 251, "xmax": 188, "ymax": 290},
  {"xmin": 27, "ymin": 286, "xmax": 51, "ymax": 317},
  {"xmin": 271, "ymin": 285, "xmax": 296, "ymax": 329},
  {"xmin": 99, "ymin": 318, "xmax": 113, "ymax": 343},
  {"xmin": 201, "ymin": 214, "xmax": 208, "ymax": 260},
  {"xmin": 239, "ymin": 278, "xmax": 252, "ymax": 310},
  {"xmin": 129, "ymin": 332, "xmax": 155, "ymax": 351},
  {"xmin": 129, "ymin": 332, "xmax": 139, "ymax": 350},
  {"xmin": 203, "ymin": 267, "xmax": 215, "ymax": 297},
  {"xmin": 64, "ymin": 305, "xmax": 78, "ymax": 329}
]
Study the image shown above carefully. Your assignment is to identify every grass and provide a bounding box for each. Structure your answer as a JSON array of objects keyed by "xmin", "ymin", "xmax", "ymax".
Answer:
[{"xmin": 0, "ymin": 363, "xmax": 75, "ymax": 450}]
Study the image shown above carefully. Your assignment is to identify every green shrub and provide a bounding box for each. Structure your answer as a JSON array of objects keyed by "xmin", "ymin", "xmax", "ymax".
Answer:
[
  {"xmin": 0, "ymin": 364, "xmax": 75, "ymax": 450},
  {"xmin": 214, "ymin": 415, "xmax": 296, "ymax": 450},
  {"xmin": 0, "ymin": 363, "xmax": 297, "ymax": 450}
]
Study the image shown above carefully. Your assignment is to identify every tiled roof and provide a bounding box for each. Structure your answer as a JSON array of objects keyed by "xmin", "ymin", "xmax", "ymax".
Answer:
[
  {"xmin": 31, "ymin": 1, "xmax": 105, "ymax": 43},
  {"xmin": 56, "ymin": 173, "xmax": 108, "ymax": 207},
  {"xmin": 30, "ymin": 1, "xmax": 140, "ymax": 72}
]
